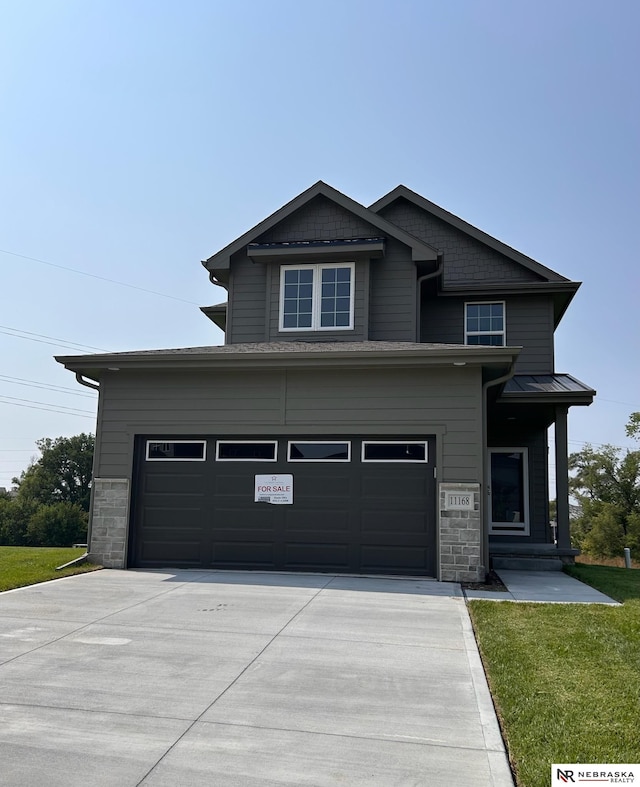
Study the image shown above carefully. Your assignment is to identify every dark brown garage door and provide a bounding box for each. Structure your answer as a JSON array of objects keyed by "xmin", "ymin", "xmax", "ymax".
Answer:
[{"xmin": 130, "ymin": 436, "xmax": 436, "ymax": 576}]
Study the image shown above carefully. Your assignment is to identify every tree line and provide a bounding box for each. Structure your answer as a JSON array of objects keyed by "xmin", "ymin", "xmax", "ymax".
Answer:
[
  {"xmin": 569, "ymin": 413, "xmax": 640, "ymax": 558},
  {"xmin": 0, "ymin": 434, "xmax": 93, "ymax": 547}
]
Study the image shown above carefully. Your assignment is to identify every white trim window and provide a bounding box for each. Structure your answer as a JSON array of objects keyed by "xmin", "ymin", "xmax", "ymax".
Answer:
[
  {"xmin": 146, "ymin": 440, "xmax": 207, "ymax": 461},
  {"xmin": 280, "ymin": 263, "xmax": 354, "ymax": 331},
  {"xmin": 488, "ymin": 447, "xmax": 530, "ymax": 535},
  {"xmin": 362, "ymin": 441, "xmax": 428, "ymax": 463},
  {"xmin": 216, "ymin": 441, "xmax": 278, "ymax": 461},
  {"xmin": 287, "ymin": 441, "xmax": 351, "ymax": 462},
  {"xmin": 465, "ymin": 301, "xmax": 505, "ymax": 346}
]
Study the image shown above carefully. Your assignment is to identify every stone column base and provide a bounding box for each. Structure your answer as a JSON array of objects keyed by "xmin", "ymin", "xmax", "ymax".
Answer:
[
  {"xmin": 88, "ymin": 478, "xmax": 130, "ymax": 568},
  {"xmin": 439, "ymin": 482, "xmax": 484, "ymax": 582}
]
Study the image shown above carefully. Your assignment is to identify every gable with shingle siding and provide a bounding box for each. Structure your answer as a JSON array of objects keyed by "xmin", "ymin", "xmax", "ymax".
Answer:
[
  {"xmin": 378, "ymin": 198, "xmax": 542, "ymax": 285},
  {"xmin": 256, "ymin": 195, "xmax": 379, "ymax": 243}
]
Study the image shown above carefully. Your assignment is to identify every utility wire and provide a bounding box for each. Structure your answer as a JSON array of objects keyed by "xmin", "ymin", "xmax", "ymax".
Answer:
[
  {"xmin": 0, "ymin": 248, "xmax": 201, "ymax": 305},
  {"xmin": 0, "ymin": 375, "xmax": 96, "ymax": 398},
  {"xmin": 0, "ymin": 325, "xmax": 109, "ymax": 353},
  {"xmin": 0, "ymin": 395, "xmax": 95, "ymax": 414},
  {"xmin": 0, "ymin": 400, "xmax": 95, "ymax": 418}
]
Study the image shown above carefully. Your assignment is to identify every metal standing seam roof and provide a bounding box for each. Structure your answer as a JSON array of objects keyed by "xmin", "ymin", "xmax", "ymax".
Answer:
[{"xmin": 500, "ymin": 374, "xmax": 596, "ymax": 403}]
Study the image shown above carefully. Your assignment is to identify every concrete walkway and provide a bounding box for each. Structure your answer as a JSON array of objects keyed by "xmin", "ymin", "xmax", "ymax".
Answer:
[
  {"xmin": 0, "ymin": 570, "xmax": 514, "ymax": 787},
  {"xmin": 464, "ymin": 569, "xmax": 620, "ymax": 604}
]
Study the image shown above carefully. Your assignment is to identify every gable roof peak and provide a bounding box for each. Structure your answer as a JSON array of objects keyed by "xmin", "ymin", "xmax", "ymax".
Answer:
[
  {"xmin": 369, "ymin": 185, "xmax": 570, "ymax": 283},
  {"xmin": 203, "ymin": 181, "xmax": 439, "ymax": 275}
]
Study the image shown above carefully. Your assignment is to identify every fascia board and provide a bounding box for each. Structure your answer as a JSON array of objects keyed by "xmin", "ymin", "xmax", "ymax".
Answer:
[
  {"xmin": 370, "ymin": 185, "xmax": 571, "ymax": 283},
  {"xmin": 499, "ymin": 392, "xmax": 595, "ymax": 406},
  {"xmin": 56, "ymin": 346, "xmax": 520, "ymax": 379}
]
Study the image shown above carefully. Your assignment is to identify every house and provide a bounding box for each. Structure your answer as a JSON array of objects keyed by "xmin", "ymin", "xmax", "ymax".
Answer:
[{"xmin": 56, "ymin": 182, "xmax": 595, "ymax": 581}]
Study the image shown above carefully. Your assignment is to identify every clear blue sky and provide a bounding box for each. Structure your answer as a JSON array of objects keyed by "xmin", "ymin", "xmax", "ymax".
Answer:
[{"xmin": 1, "ymin": 0, "xmax": 639, "ymax": 489}]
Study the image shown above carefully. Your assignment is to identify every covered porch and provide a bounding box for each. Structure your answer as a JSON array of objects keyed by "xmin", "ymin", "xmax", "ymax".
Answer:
[{"xmin": 487, "ymin": 373, "xmax": 595, "ymax": 571}]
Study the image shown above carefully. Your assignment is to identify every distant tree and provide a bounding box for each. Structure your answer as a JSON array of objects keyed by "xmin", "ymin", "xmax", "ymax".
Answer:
[
  {"xmin": 13, "ymin": 434, "xmax": 94, "ymax": 512},
  {"xmin": 626, "ymin": 412, "xmax": 640, "ymax": 441},
  {"xmin": 569, "ymin": 443, "xmax": 640, "ymax": 558}
]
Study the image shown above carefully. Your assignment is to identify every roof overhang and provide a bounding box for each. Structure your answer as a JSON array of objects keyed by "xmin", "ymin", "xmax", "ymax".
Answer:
[
  {"xmin": 56, "ymin": 341, "xmax": 520, "ymax": 383},
  {"xmin": 437, "ymin": 281, "xmax": 581, "ymax": 326},
  {"xmin": 498, "ymin": 373, "xmax": 596, "ymax": 406},
  {"xmin": 200, "ymin": 303, "xmax": 227, "ymax": 331}
]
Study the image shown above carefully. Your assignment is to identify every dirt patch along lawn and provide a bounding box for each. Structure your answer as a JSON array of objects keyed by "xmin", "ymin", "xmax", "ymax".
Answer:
[
  {"xmin": 468, "ymin": 566, "xmax": 640, "ymax": 787},
  {"xmin": 0, "ymin": 547, "xmax": 100, "ymax": 592}
]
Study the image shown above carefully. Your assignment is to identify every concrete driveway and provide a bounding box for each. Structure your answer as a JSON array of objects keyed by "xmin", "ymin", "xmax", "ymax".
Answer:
[{"xmin": 0, "ymin": 570, "xmax": 513, "ymax": 786}]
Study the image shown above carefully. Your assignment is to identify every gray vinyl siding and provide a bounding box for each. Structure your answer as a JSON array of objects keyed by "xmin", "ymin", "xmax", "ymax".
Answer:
[
  {"xmin": 368, "ymin": 238, "xmax": 417, "ymax": 341},
  {"xmin": 268, "ymin": 259, "xmax": 369, "ymax": 341},
  {"xmin": 94, "ymin": 366, "xmax": 482, "ymax": 485},
  {"xmin": 378, "ymin": 199, "xmax": 543, "ymax": 285},
  {"xmin": 421, "ymin": 294, "xmax": 554, "ymax": 374},
  {"xmin": 226, "ymin": 253, "xmax": 268, "ymax": 344},
  {"xmin": 488, "ymin": 422, "xmax": 551, "ymax": 544}
]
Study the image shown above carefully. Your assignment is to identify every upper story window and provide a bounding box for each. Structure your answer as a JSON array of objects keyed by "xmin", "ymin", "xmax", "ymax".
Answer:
[
  {"xmin": 465, "ymin": 302, "xmax": 505, "ymax": 346},
  {"xmin": 280, "ymin": 263, "xmax": 354, "ymax": 331}
]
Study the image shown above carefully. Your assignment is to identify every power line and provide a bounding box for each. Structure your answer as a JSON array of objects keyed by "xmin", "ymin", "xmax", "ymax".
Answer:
[
  {"xmin": 596, "ymin": 397, "xmax": 640, "ymax": 408},
  {"xmin": 0, "ymin": 401, "xmax": 95, "ymax": 418},
  {"xmin": 0, "ymin": 374, "xmax": 96, "ymax": 398},
  {"xmin": 0, "ymin": 325, "xmax": 109, "ymax": 353},
  {"xmin": 0, "ymin": 395, "xmax": 95, "ymax": 413},
  {"xmin": 0, "ymin": 396, "xmax": 96, "ymax": 418},
  {"xmin": 0, "ymin": 248, "xmax": 200, "ymax": 306}
]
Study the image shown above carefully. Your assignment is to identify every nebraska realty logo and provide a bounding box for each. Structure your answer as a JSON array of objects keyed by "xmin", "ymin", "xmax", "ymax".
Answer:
[{"xmin": 552, "ymin": 764, "xmax": 637, "ymax": 784}]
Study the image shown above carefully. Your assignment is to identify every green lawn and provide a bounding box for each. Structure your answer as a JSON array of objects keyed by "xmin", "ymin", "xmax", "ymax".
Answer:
[
  {"xmin": 468, "ymin": 565, "xmax": 640, "ymax": 787},
  {"xmin": 0, "ymin": 547, "xmax": 101, "ymax": 592}
]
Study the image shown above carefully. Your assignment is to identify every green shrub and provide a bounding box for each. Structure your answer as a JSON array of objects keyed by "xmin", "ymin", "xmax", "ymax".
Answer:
[{"xmin": 26, "ymin": 502, "xmax": 88, "ymax": 547}]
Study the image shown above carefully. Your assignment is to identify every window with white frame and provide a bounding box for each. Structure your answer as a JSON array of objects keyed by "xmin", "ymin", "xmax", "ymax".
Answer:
[
  {"xmin": 465, "ymin": 302, "xmax": 505, "ymax": 346},
  {"xmin": 488, "ymin": 448, "xmax": 529, "ymax": 535},
  {"xmin": 146, "ymin": 441, "xmax": 207, "ymax": 461},
  {"xmin": 280, "ymin": 263, "xmax": 354, "ymax": 331}
]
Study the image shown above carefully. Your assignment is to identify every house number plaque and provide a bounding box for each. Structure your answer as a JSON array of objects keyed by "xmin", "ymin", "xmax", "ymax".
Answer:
[{"xmin": 444, "ymin": 492, "xmax": 474, "ymax": 511}]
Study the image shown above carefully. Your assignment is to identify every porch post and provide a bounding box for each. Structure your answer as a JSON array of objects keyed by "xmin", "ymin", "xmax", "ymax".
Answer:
[{"xmin": 555, "ymin": 405, "xmax": 571, "ymax": 549}]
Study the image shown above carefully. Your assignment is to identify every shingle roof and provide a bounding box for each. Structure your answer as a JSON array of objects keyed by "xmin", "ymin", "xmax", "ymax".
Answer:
[{"xmin": 59, "ymin": 340, "xmax": 513, "ymax": 359}]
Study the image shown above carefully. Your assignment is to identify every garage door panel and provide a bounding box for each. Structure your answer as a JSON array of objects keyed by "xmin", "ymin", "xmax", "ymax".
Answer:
[
  {"xmin": 293, "ymin": 474, "xmax": 353, "ymax": 497},
  {"xmin": 209, "ymin": 508, "xmax": 276, "ymax": 531},
  {"xmin": 142, "ymin": 506, "xmax": 202, "ymax": 528},
  {"xmin": 140, "ymin": 540, "xmax": 201, "ymax": 564},
  {"xmin": 360, "ymin": 545, "xmax": 429, "ymax": 572},
  {"xmin": 361, "ymin": 476, "xmax": 429, "ymax": 498},
  {"xmin": 360, "ymin": 511, "xmax": 428, "ymax": 534},
  {"xmin": 284, "ymin": 543, "xmax": 350, "ymax": 569},
  {"xmin": 284, "ymin": 509, "xmax": 350, "ymax": 532},
  {"xmin": 214, "ymin": 474, "xmax": 259, "ymax": 496},
  {"xmin": 144, "ymin": 473, "xmax": 205, "ymax": 495},
  {"xmin": 211, "ymin": 541, "xmax": 275, "ymax": 567}
]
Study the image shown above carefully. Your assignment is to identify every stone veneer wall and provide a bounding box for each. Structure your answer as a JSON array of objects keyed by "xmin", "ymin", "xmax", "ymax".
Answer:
[
  {"xmin": 89, "ymin": 478, "xmax": 130, "ymax": 568},
  {"xmin": 439, "ymin": 482, "xmax": 483, "ymax": 582}
]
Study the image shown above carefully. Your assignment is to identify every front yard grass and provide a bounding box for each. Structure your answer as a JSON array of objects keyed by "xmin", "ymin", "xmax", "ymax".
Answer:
[
  {"xmin": 468, "ymin": 565, "xmax": 640, "ymax": 787},
  {"xmin": 0, "ymin": 547, "xmax": 101, "ymax": 592}
]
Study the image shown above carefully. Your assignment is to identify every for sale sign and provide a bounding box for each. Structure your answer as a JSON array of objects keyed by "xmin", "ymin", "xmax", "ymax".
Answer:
[{"xmin": 254, "ymin": 474, "xmax": 293, "ymax": 505}]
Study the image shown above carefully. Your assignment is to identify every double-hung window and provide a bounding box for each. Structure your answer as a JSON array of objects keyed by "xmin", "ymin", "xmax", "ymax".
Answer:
[
  {"xmin": 280, "ymin": 263, "xmax": 354, "ymax": 331},
  {"xmin": 465, "ymin": 302, "xmax": 505, "ymax": 346}
]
